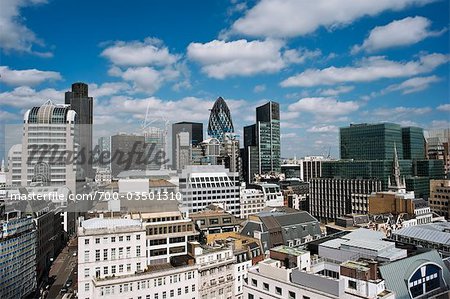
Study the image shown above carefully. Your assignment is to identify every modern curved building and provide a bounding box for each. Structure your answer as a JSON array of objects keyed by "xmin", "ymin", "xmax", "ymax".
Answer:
[
  {"xmin": 14, "ymin": 100, "xmax": 79, "ymax": 192},
  {"xmin": 207, "ymin": 97, "xmax": 234, "ymax": 142}
]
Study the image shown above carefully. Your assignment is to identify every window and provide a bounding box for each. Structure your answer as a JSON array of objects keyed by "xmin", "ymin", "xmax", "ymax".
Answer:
[
  {"xmin": 103, "ymin": 249, "xmax": 108, "ymax": 260},
  {"xmin": 126, "ymin": 235, "xmax": 131, "ymax": 241},
  {"xmin": 111, "ymin": 265, "xmax": 116, "ymax": 274},
  {"xmin": 178, "ymin": 288, "xmax": 181, "ymax": 295},
  {"xmin": 185, "ymin": 286, "xmax": 189, "ymax": 294},
  {"xmin": 136, "ymin": 246, "xmax": 141, "ymax": 257},
  {"xmin": 103, "ymin": 266, "xmax": 108, "ymax": 275},
  {"xmin": 84, "ymin": 268, "xmax": 89, "ymax": 278},
  {"xmin": 209, "ymin": 218, "xmax": 219, "ymax": 225},
  {"xmin": 119, "ymin": 264, "xmax": 124, "ymax": 273},
  {"xmin": 288, "ymin": 291, "xmax": 296, "ymax": 299},
  {"xmin": 84, "ymin": 239, "xmax": 89, "ymax": 245},
  {"xmin": 111, "ymin": 236, "xmax": 116, "ymax": 242},
  {"xmin": 248, "ymin": 294, "xmax": 254, "ymax": 299},
  {"xmin": 111, "ymin": 248, "xmax": 116, "ymax": 259},
  {"xmin": 136, "ymin": 234, "xmax": 141, "ymax": 240},
  {"xmin": 95, "ymin": 250, "xmax": 100, "ymax": 261},
  {"xmin": 170, "ymin": 290, "xmax": 174, "ymax": 297},
  {"xmin": 127, "ymin": 264, "xmax": 131, "ymax": 272},
  {"xmin": 85, "ymin": 283, "xmax": 89, "ymax": 291},
  {"xmin": 119, "ymin": 236, "xmax": 123, "ymax": 242},
  {"xmin": 95, "ymin": 238, "xmax": 100, "ymax": 244},
  {"xmin": 303, "ymin": 296, "xmax": 311, "ymax": 299},
  {"xmin": 275, "ymin": 286, "xmax": 282, "ymax": 295},
  {"xmin": 263, "ymin": 283, "xmax": 269, "ymax": 291},
  {"xmin": 348, "ymin": 280, "xmax": 357, "ymax": 290},
  {"xmin": 84, "ymin": 250, "xmax": 89, "ymax": 262},
  {"xmin": 251, "ymin": 279, "xmax": 257, "ymax": 287}
]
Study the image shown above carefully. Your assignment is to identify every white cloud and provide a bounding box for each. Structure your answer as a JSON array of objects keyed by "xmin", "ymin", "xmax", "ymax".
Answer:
[
  {"xmin": 101, "ymin": 38, "xmax": 179, "ymax": 66},
  {"xmin": 281, "ymin": 132, "xmax": 297, "ymax": 138},
  {"xmin": 372, "ymin": 106, "xmax": 432, "ymax": 117},
  {"xmin": 253, "ymin": 84, "xmax": 266, "ymax": 93},
  {"xmin": 288, "ymin": 97, "xmax": 360, "ymax": 118},
  {"xmin": 187, "ymin": 39, "xmax": 320, "ymax": 79},
  {"xmin": 187, "ymin": 39, "xmax": 285, "ymax": 79},
  {"xmin": 86, "ymin": 82, "xmax": 131, "ymax": 98},
  {"xmin": 282, "ymin": 48, "xmax": 321, "ymax": 64},
  {"xmin": 0, "ymin": 66, "xmax": 62, "ymax": 86},
  {"xmin": 437, "ymin": 104, "xmax": 450, "ymax": 112},
  {"xmin": 383, "ymin": 75, "xmax": 440, "ymax": 94},
  {"xmin": 317, "ymin": 86, "xmax": 355, "ymax": 96},
  {"xmin": 0, "ymin": 0, "xmax": 52, "ymax": 55},
  {"xmin": 0, "ymin": 86, "xmax": 64, "ymax": 108},
  {"xmin": 307, "ymin": 125, "xmax": 339, "ymax": 133},
  {"xmin": 102, "ymin": 38, "xmax": 185, "ymax": 94},
  {"xmin": 352, "ymin": 16, "xmax": 446, "ymax": 53},
  {"xmin": 229, "ymin": 0, "xmax": 435, "ymax": 38},
  {"xmin": 281, "ymin": 53, "xmax": 448, "ymax": 87}
]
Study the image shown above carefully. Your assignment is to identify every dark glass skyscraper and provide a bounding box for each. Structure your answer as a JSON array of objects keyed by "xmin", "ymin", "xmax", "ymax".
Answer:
[
  {"xmin": 207, "ymin": 97, "xmax": 234, "ymax": 142},
  {"xmin": 340, "ymin": 123, "xmax": 403, "ymax": 160},
  {"xmin": 65, "ymin": 82, "xmax": 93, "ymax": 178},
  {"xmin": 256, "ymin": 101, "xmax": 281, "ymax": 174},
  {"xmin": 402, "ymin": 127, "xmax": 425, "ymax": 160},
  {"xmin": 171, "ymin": 122, "xmax": 203, "ymax": 170}
]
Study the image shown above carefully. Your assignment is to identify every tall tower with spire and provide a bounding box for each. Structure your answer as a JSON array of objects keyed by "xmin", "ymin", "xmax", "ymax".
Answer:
[{"xmin": 388, "ymin": 143, "xmax": 406, "ymax": 192}]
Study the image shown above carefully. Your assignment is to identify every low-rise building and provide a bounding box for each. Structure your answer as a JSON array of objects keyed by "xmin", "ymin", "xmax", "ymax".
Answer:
[
  {"xmin": 241, "ymin": 207, "xmax": 322, "ymax": 252},
  {"xmin": 188, "ymin": 241, "xmax": 235, "ymax": 299},
  {"xmin": 429, "ymin": 179, "xmax": 450, "ymax": 219},
  {"xmin": 190, "ymin": 205, "xmax": 241, "ymax": 237},
  {"xmin": 244, "ymin": 245, "xmax": 395, "ymax": 299}
]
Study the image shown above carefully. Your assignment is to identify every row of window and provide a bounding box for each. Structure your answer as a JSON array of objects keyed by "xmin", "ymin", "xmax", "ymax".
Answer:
[{"xmin": 84, "ymin": 234, "xmax": 141, "ymax": 245}]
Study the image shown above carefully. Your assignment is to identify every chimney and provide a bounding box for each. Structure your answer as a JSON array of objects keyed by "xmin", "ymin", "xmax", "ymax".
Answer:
[{"xmin": 367, "ymin": 260, "xmax": 378, "ymax": 280}]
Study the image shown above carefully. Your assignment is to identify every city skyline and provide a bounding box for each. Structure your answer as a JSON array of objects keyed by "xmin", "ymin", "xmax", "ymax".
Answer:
[{"xmin": 0, "ymin": 0, "xmax": 449, "ymax": 159}]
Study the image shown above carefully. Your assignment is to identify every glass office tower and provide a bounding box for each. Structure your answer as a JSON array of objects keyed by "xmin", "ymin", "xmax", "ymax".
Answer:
[
  {"xmin": 207, "ymin": 97, "xmax": 234, "ymax": 142},
  {"xmin": 256, "ymin": 101, "xmax": 281, "ymax": 174},
  {"xmin": 402, "ymin": 127, "xmax": 425, "ymax": 160},
  {"xmin": 340, "ymin": 123, "xmax": 403, "ymax": 160}
]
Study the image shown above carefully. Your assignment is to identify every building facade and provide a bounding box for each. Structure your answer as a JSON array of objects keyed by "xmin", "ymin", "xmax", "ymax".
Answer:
[
  {"xmin": 310, "ymin": 178, "xmax": 382, "ymax": 221},
  {"xmin": 0, "ymin": 214, "xmax": 37, "ymax": 299},
  {"xmin": 65, "ymin": 82, "xmax": 94, "ymax": 178},
  {"xmin": 207, "ymin": 97, "xmax": 234, "ymax": 142},
  {"xmin": 179, "ymin": 165, "xmax": 240, "ymax": 216},
  {"xmin": 19, "ymin": 100, "xmax": 78, "ymax": 192},
  {"xmin": 429, "ymin": 179, "xmax": 450, "ymax": 219},
  {"xmin": 171, "ymin": 122, "xmax": 203, "ymax": 171}
]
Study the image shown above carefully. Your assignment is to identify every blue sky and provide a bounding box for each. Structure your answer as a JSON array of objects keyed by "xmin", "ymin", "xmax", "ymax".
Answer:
[{"xmin": 0, "ymin": 0, "xmax": 449, "ymax": 160}]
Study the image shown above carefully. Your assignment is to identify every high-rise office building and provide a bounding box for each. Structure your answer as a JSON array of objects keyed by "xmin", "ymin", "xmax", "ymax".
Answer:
[
  {"xmin": 426, "ymin": 128, "xmax": 450, "ymax": 176},
  {"xmin": 207, "ymin": 97, "xmax": 234, "ymax": 142},
  {"xmin": 256, "ymin": 101, "xmax": 281, "ymax": 174},
  {"xmin": 65, "ymin": 82, "xmax": 93, "ymax": 178},
  {"xmin": 242, "ymin": 124, "xmax": 259, "ymax": 183},
  {"xmin": 171, "ymin": 122, "xmax": 203, "ymax": 170},
  {"xmin": 175, "ymin": 132, "xmax": 191, "ymax": 171},
  {"xmin": 144, "ymin": 127, "xmax": 166, "ymax": 170},
  {"xmin": 179, "ymin": 165, "xmax": 240, "ymax": 216},
  {"xmin": 402, "ymin": 127, "xmax": 425, "ymax": 160},
  {"xmin": 110, "ymin": 134, "xmax": 146, "ymax": 178},
  {"xmin": 18, "ymin": 100, "xmax": 79, "ymax": 192},
  {"xmin": 340, "ymin": 123, "xmax": 403, "ymax": 160},
  {"xmin": 219, "ymin": 133, "xmax": 241, "ymax": 175}
]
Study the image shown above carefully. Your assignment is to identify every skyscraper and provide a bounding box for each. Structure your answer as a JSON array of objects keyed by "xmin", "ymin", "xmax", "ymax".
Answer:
[
  {"xmin": 340, "ymin": 123, "xmax": 403, "ymax": 160},
  {"xmin": 256, "ymin": 101, "xmax": 281, "ymax": 174},
  {"xmin": 242, "ymin": 124, "xmax": 259, "ymax": 183},
  {"xmin": 402, "ymin": 126, "xmax": 425, "ymax": 160},
  {"xmin": 110, "ymin": 134, "xmax": 146, "ymax": 177},
  {"xmin": 65, "ymin": 82, "xmax": 93, "ymax": 178},
  {"xmin": 207, "ymin": 97, "xmax": 234, "ymax": 142},
  {"xmin": 171, "ymin": 122, "xmax": 203, "ymax": 170},
  {"xmin": 19, "ymin": 100, "xmax": 78, "ymax": 192}
]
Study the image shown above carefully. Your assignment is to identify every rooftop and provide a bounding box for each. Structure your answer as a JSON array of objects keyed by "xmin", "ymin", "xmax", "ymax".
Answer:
[
  {"xmin": 81, "ymin": 218, "xmax": 142, "ymax": 230},
  {"xmin": 271, "ymin": 245, "xmax": 308, "ymax": 256}
]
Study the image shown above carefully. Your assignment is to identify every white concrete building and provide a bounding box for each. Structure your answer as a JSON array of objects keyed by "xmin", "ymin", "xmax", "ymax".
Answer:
[
  {"xmin": 9, "ymin": 101, "xmax": 79, "ymax": 192},
  {"xmin": 239, "ymin": 184, "xmax": 265, "ymax": 219},
  {"xmin": 77, "ymin": 218, "xmax": 147, "ymax": 299},
  {"xmin": 244, "ymin": 246, "xmax": 395, "ymax": 299},
  {"xmin": 179, "ymin": 165, "xmax": 240, "ymax": 216},
  {"xmin": 188, "ymin": 241, "xmax": 235, "ymax": 299},
  {"xmin": 6, "ymin": 144, "xmax": 22, "ymax": 187}
]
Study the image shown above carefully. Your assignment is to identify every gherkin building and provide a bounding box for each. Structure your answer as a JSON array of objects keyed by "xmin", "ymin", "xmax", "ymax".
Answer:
[{"xmin": 207, "ymin": 96, "xmax": 234, "ymax": 142}]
